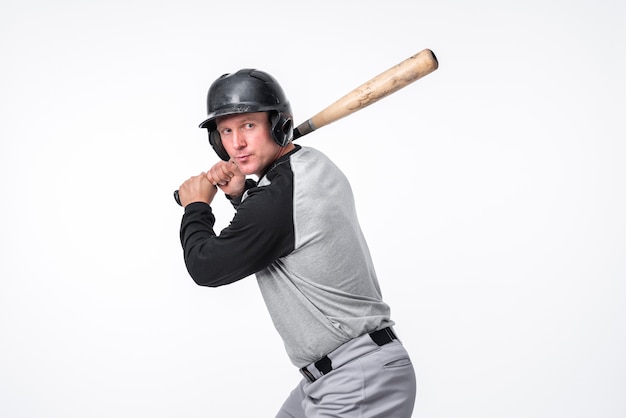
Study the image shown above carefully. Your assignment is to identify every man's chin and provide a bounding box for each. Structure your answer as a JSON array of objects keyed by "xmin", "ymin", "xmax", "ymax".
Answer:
[{"xmin": 237, "ymin": 163, "xmax": 256, "ymax": 177}]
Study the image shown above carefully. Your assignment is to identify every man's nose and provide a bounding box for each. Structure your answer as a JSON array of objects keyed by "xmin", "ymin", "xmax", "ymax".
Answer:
[{"xmin": 231, "ymin": 131, "xmax": 245, "ymax": 148}]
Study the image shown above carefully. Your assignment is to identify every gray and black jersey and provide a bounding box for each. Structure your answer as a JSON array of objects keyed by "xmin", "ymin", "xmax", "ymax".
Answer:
[{"xmin": 180, "ymin": 145, "xmax": 392, "ymax": 368}]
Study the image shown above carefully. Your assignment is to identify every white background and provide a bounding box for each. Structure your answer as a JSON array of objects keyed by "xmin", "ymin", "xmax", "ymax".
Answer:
[{"xmin": 1, "ymin": 1, "xmax": 624, "ymax": 417}]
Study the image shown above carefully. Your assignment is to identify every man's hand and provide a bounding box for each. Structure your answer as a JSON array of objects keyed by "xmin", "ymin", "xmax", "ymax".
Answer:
[
  {"xmin": 206, "ymin": 160, "xmax": 246, "ymax": 199},
  {"xmin": 178, "ymin": 172, "xmax": 218, "ymax": 207}
]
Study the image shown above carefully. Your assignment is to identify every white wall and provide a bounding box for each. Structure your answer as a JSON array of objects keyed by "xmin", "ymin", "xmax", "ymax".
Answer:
[{"xmin": 1, "ymin": 0, "xmax": 624, "ymax": 417}]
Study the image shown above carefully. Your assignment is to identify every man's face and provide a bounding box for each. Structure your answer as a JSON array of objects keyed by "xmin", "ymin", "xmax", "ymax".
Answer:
[{"xmin": 216, "ymin": 112, "xmax": 282, "ymax": 178}]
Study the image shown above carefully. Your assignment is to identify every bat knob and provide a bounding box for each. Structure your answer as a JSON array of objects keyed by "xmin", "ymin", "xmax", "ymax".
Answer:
[{"xmin": 173, "ymin": 190, "xmax": 182, "ymax": 206}]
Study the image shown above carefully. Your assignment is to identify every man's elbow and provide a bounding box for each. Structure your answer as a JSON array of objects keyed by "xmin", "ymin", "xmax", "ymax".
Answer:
[
  {"xmin": 187, "ymin": 269, "xmax": 225, "ymax": 288},
  {"xmin": 185, "ymin": 262, "xmax": 235, "ymax": 288}
]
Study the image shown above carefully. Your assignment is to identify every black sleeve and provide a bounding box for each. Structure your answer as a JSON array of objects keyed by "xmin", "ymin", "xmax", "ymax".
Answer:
[
  {"xmin": 225, "ymin": 178, "xmax": 257, "ymax": 208},
  {"xmin": 179, "ymin": 180, "xmax": 294, "ymax": 287}
]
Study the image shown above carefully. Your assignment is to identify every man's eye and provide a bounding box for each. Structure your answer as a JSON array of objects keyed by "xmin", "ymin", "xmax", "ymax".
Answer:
[{"xmin": 245, "ymin": 123, "xmax": 254, "ymax": 129}]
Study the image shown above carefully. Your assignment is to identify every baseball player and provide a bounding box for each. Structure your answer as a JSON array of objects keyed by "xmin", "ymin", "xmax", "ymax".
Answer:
[{"xmin": 177, "ymin": 69, "xmax": 416, "ymax": 417}]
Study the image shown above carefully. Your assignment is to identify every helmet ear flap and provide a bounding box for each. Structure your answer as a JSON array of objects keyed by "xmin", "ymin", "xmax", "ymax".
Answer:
[
  {"xmin": 208, "ymin": 130, "xmax": 231, "ymax": 161},
  {"xmin": 270, "ymin": 112, "xmax": 293, "ymax": 147}
]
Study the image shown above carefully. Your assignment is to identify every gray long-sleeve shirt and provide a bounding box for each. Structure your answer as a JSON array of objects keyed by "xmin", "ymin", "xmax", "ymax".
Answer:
[{"xmin": 180, "ymin": 145, "xmax": 392, "ymax": 367}]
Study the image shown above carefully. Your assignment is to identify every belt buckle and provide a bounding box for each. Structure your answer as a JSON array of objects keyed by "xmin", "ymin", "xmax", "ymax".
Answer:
[
  {"xmin": 300, "ymin": 366, "xmax": 316, "ymax": 383},
  {"xmin": 300, "ymin": 355, "xmax": 333, "ymax": 383}
]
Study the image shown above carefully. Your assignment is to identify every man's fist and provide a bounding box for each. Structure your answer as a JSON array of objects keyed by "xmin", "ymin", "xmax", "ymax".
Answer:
[
  {"xmin": 206, "ymin": 160, "xmax": 246, "ymax": 199},
  {"xmin": 178, "ymin": 172, "xmax": 217, "ymax": 207}
]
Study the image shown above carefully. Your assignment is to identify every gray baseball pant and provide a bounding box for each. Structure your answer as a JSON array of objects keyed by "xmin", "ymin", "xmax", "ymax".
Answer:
[{"xmin": 275, "ymin": 330, "xmax": 417, "ymax": 417}]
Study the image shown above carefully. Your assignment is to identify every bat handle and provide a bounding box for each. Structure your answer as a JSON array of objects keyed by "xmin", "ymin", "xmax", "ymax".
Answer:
[
  {"xmin": 293, "ymin": 120, "xmax": 315, "ymax": 140},
  {"xmin": 173, "ymin": 190, "xmax": 182, "ymax": 206}
]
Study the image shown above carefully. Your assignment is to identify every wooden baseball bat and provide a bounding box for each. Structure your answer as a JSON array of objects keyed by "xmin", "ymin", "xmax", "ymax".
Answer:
[
  {"xmin": 293, "ymin": 48, "xmax": 438, "ymax": 139},
  {"xmin": 174, "ymin": 49, "xmax": 438, "ymax": 205}
]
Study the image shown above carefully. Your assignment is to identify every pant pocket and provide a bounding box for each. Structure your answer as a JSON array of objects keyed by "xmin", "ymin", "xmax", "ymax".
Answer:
[{"xmin": 383, "ymin": 357, "xmax": 412, "ymax": 369}]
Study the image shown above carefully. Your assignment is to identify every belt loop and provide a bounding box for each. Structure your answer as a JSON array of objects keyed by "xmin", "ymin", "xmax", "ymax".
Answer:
[
  {"xmin": 314, "ymin": 355, "xmax": 332, "ymax": 376},
  {"xmin": 369, "ymin": 327, "xmax": 397, "ymax": 346},
  {"xmin": 385, "ymin": 327, "xmax": 397, "ymax": 341}
]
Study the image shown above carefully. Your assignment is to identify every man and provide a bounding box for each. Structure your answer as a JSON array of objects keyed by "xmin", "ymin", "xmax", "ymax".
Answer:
[{"xmin": 178, "ymin": 69, "xmax": 416, "ymax": 417}]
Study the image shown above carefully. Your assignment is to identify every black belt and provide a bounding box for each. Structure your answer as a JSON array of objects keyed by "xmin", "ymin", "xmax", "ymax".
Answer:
[{"xmin": 300, "ymin": 327, "xmax": 397, "ymax": 382}]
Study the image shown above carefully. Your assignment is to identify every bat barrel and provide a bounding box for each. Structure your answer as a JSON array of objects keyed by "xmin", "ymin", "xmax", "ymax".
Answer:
[{"xmin": 293, "ymin": 48, "xmax": 438, "ymax": 140}]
